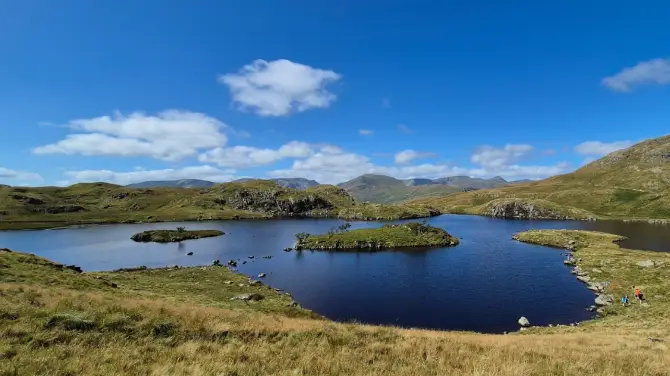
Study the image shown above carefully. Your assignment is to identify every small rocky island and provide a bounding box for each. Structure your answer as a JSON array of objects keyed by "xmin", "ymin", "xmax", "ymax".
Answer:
[
  {"xmin": 294, "ymin": 222, "xmax": 459, "ymax": 251},
  {"xmin": 131, "ymin": 227, "xmax": 224, "ymax": 243}
]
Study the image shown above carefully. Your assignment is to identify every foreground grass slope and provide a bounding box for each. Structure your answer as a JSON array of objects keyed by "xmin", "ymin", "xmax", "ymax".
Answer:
[
  {"xmin": 0, "ymin": 180, "xmax": 439, "ymax": 230},
  {"xmin": 410, "ymin": 135, "xmax": 670, "ymax": 219},
  {"xmin": 2, "ymin": 229, "xmax": 670, "ymax": 375}
]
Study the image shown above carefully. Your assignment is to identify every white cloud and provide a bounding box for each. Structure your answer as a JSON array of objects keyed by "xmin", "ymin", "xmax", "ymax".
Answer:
[
  {"xmin": 198, "ymin": 141, "xmax": 313, "ymax": 168},
  {"xmin": 219, "ymin": 59, "xmax": 341, "ymax": 116},
  {"xmin": 602, "ymin": 58, "xmax": 670, "ymax": 92},
  {"xmin": 397, "ymin": 124, "xmax": 413, "ymax": 134},
  {"xmin": 33, "ymin": 110, "xmax": 228, "ymax": 161},
  {"xmin": 394, "ymin": 150, "xmax": 434, "ymax": 164},
  {"xmin": 268, "ymin": 141, "xmax": 569, "ymax": 184},
  {"xmin": 0, "ymin": 167, "xmax": 43, "ymax": 183},
  {"xmin": 574, "ymin": 141, "xmax": 633, "ymax": 156},
  {"xmin": 359, "ymin": 129, "xmax": 374, "ymax": 135},
  {"xmin": 62, "ymin": 165, "xmax": 236, "ymax": 186},
  {"xmin": 471, "ymin": 144, "xmax": 534, "ymax": 169}
]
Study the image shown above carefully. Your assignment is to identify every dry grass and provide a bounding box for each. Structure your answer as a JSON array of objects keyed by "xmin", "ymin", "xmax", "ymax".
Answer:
[{"xmin": 2, "ymin": 232, "xmax": 670, "ymax": 375}]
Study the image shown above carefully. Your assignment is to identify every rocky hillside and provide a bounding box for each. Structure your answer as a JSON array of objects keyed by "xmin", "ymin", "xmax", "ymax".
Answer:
[
  {"xmin": 409, "ymin": 135, "xmax": 670, "ymax": 219},
  {"xmin": 0, "ymin": 180, "xmax": 438, "ymax": 230}
]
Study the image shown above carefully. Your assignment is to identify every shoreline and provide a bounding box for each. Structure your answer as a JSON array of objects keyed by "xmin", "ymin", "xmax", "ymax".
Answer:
[{"xmin": 3, "ymin": 210, "xmax": 670, "ymax": 232}]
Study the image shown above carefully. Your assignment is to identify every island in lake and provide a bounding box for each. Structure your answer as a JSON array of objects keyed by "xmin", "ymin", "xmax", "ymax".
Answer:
[
  {"xmin": 294, "ymin": 222, "xmax": 459, "ymax": 250},
  {"xmin": 131, "ymin": 227, "xmax": 224, "ymax": 243}
]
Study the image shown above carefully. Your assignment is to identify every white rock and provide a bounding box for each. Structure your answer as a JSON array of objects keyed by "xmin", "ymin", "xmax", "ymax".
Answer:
[
  {"xmin": 518, "ymin": 316, "xmax": 530, "ymax": 327},
  {"xmin": 637, "ymin": 260, "xmax": 655, "ymax": 268}
]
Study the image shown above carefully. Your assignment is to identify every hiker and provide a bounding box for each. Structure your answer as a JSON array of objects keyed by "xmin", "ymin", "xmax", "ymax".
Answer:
[
  {"xmin": 634, "ymin": 287, "xmax": 644, "ymax": 304},
  {"xmin": 621, "ymin": 295, "xmax": 629, "ymax": 306}
]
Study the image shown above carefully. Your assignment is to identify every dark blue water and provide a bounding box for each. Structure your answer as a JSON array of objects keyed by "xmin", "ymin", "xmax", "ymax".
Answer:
[{"xmin": 1, "ymin": 215, "xmax": 666, "ymax": 333}]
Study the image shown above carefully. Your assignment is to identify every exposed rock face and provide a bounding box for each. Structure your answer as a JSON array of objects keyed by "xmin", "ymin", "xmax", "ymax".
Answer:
[
  {"xmin": 230, "ymin": 293, "xmax": 264, "ymax": 301},
  {"xmin": 487, "ymin": 201, "xmax": 579, "ymax": 220},
  {"xmin": 215, "ymin": 185, "xmax": 334, "ymax": 215}
]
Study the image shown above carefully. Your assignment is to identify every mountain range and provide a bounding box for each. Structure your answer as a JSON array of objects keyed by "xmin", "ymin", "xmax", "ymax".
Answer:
[
  {"xmin": 127, "ymin": 178, "xmax": 319, "ymax": 190},
  {"xmin": 125, "ymin": 175, "xmax": 520, "ymax": 204}
]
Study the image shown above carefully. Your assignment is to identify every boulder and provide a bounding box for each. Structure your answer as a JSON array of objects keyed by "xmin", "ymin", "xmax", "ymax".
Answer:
[
  {"xmin": 249, "ymin": 280, "xmax": 262, "ymax": 286},
  {"xmin": 248, "ymin": 256, "xmax": 255, "ymax": 259},
  {"xmin": 212, "ymin": 259, "xmax": 221, "ymax": 266},
  {"xmin": 586, "ymin": 305, "xmax": 598, "ymax": 312},
  {"xmin": 186, "ymin": 252, "xmax": 193, "ymax": 256},
  {"xmin": 65, "ymin": 265, "xmax": 83, "ymax": 273},
  {"xmin": 568, "ymin": 240, "xmax": 576, "ymax": 245},
  {"xmin": 227, "ymin": 260, "xmax": 237, "ymax": 267},
  {"xmin": 224, "ymin": 281, "xmax": 233, "ymax": 284},
  {"xmin": 230, "ymin": 293, "xmax": 264, "ymax": 301},
  {"xmin": 576, "ymin": 275, "xmax": 591, "ymax": 283},
  {"xmin": 283, "ymin": 247, "xmax": 293, "ymax": 252},
  {"xmin": 637, "ymin": 260, "xmax": 655, "ymax": 268},
  {"xmin": 518, "ymin": 316, "xmax": 530, "ymax": 327},
  {"xmin": 595, "ymin": 294, "xmax": 614, "ymax": 306},
  {"xmin": 258, "ymin": 273, "xmax": 266, "ymax": 278}
]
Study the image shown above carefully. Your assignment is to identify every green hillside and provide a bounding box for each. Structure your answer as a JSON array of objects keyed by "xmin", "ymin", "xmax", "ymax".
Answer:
[
  {"xmin": 0, "ymin": 180, "xmax": 438, "ymax": 230},
  {"xmin": 410, "ymin": 135, "xmax": 670, "ymax": 220},
  {"xmin": 338, "ymin": 174, "xmax": 463, "ymax": 204}
]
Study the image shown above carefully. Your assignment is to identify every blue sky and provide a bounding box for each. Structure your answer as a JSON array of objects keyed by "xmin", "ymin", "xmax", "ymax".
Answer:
[{"xmin": 2, "ymin": 0, "xmax": 669, "ymax": 186}]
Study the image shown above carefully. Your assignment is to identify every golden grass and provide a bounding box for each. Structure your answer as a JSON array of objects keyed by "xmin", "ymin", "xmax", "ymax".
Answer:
[{"xmin": 2, "ymin": 230, "xmax": 670, "ymax": 375}]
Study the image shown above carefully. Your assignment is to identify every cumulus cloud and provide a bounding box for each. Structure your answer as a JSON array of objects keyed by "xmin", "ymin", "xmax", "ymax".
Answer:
[
  {"xmin": 574, "ymin": 140, "xmax": 633, "ymax": 156},
  {"xmin": 0, "ymin": 167, "xmax": 43, "ymax": 183},
  {"xmin": 61, "ymin": 165, "xmax": 236, "ymax": 186},
  {"xmin": 198, "ymin": 141, "xmax": 313, "ymax": 168},
  {"xmin": 359, "ymin": 129, "xmax": 374, "ymax": 135},
  {"xmin": 471, "ymin": 144, "xmax": 534, "ymax": 169},
  {"xmin": 394, "ymin": 150, "xmax": 435, "ymax": 164},
  {"xmin": 602, "ymin": 58, "xmax": 670, "ymax": 92},
  {"xmin": 219, "ymin": 59, "xmax": 341, "ymax": 116},
  {"xmin": 268, "ymin": 144, "xmax": 564, "ymax": 184},
  {"xmin": 33, "ymin": 110, "xmax": 228, "ymax": 161},
  {"xmin": 397, "ymin": 124, "xmax": 413, "ymax": 134}
]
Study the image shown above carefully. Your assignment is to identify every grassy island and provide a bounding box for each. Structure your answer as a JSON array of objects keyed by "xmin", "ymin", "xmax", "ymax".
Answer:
[
  {"xmin": 130, "ymin": 228, "xmax": 224, "ymax": 243},
  {"xmin": 294, "ymin": 222, "xmax": 459, "ymax": 250}
]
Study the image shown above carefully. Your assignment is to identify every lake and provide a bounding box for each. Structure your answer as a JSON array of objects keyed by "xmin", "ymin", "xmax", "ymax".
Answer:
[{"xmin": 1, "ymin": 214, "xmax": 667, "ymax": 333}]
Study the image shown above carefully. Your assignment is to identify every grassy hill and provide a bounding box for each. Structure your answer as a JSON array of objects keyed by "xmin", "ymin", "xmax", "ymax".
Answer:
[
  {"xmin": 2, "ymin": 230, "xmax": 670, "ymax": 375},
  {"xmin": 409, "ymin": 135, "xmax": 670, "ymax": 220},
  {"xmin": 0, "ymin": 180, "xmax": 438, "ymax": 230},
  {"xmin": 338, "ymin": 174, "xmax": 463, "ymax": 204}
]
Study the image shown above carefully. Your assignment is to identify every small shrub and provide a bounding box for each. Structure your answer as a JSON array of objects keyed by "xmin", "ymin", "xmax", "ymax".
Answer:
[
  {"xmin": 294, "ymin": 232, "xmax": 310, "ymax": 242},
  {"xmin": 44, "ymin": 313, "xmax": 96, "ymax": 331},
  {"xmin": 151, "ymin": 321, "xmax": 178, "ymax": 337},
  {"xmin": 102, "ymin": 313, "xmax": 135, "ymax": 333}
]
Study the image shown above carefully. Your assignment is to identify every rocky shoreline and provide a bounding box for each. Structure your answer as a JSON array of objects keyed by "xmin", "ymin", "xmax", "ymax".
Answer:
[{"xmin": 512, "ymin": 234, "xmax": 614, "ymax": 319}]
